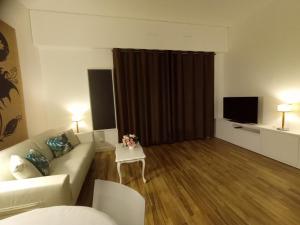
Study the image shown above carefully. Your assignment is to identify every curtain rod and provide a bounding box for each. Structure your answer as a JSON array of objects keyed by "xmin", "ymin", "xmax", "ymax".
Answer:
[{"xmin": 114, "ymin": 49, "xmax": 215, "ymax": 55}]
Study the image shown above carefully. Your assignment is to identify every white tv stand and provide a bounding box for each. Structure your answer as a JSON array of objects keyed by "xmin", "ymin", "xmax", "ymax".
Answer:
[{"xmin": 215, "ymin": 118, "xmax": 300, "ymax": 169}]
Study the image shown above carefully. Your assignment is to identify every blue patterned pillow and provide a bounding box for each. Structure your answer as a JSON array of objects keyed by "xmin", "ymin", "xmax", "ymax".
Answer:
[
  {"xmin": 26, "ymin": 149, "xmax": 50, "ymax": 176},
  {"xmin": 46, "ymin": 134, "xmax": 73, "ymax": 158}
]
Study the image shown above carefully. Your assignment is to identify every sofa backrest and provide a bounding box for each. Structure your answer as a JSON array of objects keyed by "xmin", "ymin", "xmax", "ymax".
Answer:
[{"xmin": 30, "ymin": 129, "xmax": 59, "ymax": 161}]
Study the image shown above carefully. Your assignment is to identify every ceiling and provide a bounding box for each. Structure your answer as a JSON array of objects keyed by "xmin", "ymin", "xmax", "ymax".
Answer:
[{"xmin": 18, "ymin": 0, "xmax": 273, "ymax": 27}]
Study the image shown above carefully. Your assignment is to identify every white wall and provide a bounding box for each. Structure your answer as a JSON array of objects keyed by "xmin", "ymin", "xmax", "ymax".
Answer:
[
  {"xmin": 39, "ymin": 47, "xmax": 224, "ymax": 130},
  {"xmin": 30, "ymin": 9, "xmax": 228, "ymax": 142},
  {"xmin": 30, "ymin": 10, "xmax": 228, "ymax": 52},
  {"xmin": 0, "ymin": 0, "xmax": 46, "ymax": 136},
  {"xmin": 0, "ymin": 1, "xmax": 228, "ymax": 140},
  {"xmin": 222, "ymin": 0, "xmax": 300, "ymax": 131},
  {"xmin": 17, "ymin": 0, "xmax": 273, "ymax": 27},
  {"xmin": 6, "ymin": 0, "xmax": 300, "ymax": 139},
  {"xmin": 214, "ymin": 53, "xmax": 225, "ymax": 119},
  {"xmin": 39, "ymin": 47, "xmax": 113, "ymax": 131}
]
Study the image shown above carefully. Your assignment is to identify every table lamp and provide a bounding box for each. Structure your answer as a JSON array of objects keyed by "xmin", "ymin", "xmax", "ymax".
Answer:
[
  {"xmin": 72, "ymin": 115, "xmax": 81, "ymax": 133},
  {"xmin": 277, "ymin": 104, "xmax": 293, "ymax": 131}
]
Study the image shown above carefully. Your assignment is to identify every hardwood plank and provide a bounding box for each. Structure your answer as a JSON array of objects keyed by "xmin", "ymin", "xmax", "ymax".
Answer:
[{"xmin": 77, "ymin": 138, "xmax": 300, "ymax": 225}]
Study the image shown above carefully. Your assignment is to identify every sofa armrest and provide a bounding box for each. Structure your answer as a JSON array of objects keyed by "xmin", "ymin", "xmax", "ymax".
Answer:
[
  {"xmin": 0, "ymin": 174, "xmax": 72, "ymax": 218},
  {"xmin": 76, "ymin": 131, "xmax": 94, "ymax": 144}
]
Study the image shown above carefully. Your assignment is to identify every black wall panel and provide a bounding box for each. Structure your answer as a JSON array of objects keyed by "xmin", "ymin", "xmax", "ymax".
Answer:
[{"xmin": 88, "ymin": 69, "xmax": 116, "ymax": 130}]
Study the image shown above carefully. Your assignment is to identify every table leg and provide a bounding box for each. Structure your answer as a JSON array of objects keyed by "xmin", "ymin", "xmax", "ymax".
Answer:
[
  {"xmin": 141, "ymin": 159, "xmax": 146, "ymax": 183},
  {"xmin": 117, "ymin": 162, "xmax": 122, "ymax": 183}
]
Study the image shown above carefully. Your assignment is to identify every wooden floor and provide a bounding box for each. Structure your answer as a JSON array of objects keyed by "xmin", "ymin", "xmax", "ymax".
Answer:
[{"xmin": 77, "ymin": 138, "xmax": 300, "ymax": 225}]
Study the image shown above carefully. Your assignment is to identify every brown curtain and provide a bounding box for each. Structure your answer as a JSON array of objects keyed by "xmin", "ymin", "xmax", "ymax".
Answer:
[{"xmin": 113, "ymin": 49, "xmax": 214, "ymax": 146}]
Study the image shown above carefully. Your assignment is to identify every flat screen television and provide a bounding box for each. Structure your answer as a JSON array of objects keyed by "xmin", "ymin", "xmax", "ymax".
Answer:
[{"xmin": 223, "ymin": 97, "xmax": 258, "ymax": 124}]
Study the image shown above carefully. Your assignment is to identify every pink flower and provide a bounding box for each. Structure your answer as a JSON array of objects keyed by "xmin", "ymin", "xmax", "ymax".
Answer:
[{"xmin": 122, "ymin": 134, "xmax": 138, "ymax": 147}]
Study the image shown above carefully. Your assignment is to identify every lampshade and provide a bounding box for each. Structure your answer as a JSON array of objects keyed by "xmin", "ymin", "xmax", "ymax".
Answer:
[
  {"xmin": 72, "ymin": 115, "xmax": 82, "ymax": 122},
  {"xmin": 277, "ymin": 104, "xmax": 293, "ymax": 112}
]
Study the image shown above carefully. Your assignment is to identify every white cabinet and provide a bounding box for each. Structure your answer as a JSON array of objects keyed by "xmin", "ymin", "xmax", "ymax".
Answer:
[
  {"xmin": 215, "ymin": 119, "xmax": 234, "ymax": 142},
  {"xmin": 232, "ymin": 127, "xmax": 261, "ymax": 154},
  {"xmin": 215, "ymin": 119, "xmax": 261, "ymax": 154},
  {"xmin": 215, "ymin": 118, "xmax": 300, "ymax": 169},
  {"xmin": 261, "ymin": 129, "xmax": 299, "ymax": 167}
]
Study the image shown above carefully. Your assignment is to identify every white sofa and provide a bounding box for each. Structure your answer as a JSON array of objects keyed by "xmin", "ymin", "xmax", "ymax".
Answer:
[{"xmin": 0, "ymin": 129, "xmax": 95, "ymax": 218}]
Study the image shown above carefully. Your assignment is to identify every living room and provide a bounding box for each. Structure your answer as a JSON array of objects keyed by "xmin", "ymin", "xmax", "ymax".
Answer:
[{"xmin": 1, "ymin": 0, "xmax": 300, "ymax": 224}]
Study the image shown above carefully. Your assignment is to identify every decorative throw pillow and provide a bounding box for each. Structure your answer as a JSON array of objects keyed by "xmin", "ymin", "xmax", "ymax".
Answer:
[
  {"xmin": 63, "ymin": 129, "xmax": 80, "ymax": 147},
  {"xmin": 9, "ymin": 155, "xmax": 42, "ymax": 179},
  {"xmin": 26, "ymin": 149, "xmax": 50, "ymax": 176},
  {"xmin": 46, "ymin": 134, "xmax": 73, "ymax": 158}
]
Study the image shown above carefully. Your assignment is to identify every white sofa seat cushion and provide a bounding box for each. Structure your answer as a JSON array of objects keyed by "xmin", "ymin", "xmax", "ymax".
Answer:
[
  {"xmin": 50, "ymin": 143, "xmax": 95, "ymax": 202},
  {"xmin": 0, "ymin": 140, "xmax": 41, "ymax": 181}
]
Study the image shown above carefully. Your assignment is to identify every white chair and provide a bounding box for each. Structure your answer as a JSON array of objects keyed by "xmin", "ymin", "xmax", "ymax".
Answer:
[{"xmin": 92, "ymin": 179, "xmax": 145, "ymax": 225}]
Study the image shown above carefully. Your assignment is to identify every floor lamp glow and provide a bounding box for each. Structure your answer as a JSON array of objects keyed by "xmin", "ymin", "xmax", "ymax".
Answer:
[{"xmin": 277, "ymin": 104, "xmax": 293, "ymax": 131}]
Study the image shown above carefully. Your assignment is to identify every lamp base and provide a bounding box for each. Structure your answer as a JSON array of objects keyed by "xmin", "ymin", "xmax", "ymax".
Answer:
[{"xmin": 277, "ymin": 127, "xmax": 289, "ymax": 131}]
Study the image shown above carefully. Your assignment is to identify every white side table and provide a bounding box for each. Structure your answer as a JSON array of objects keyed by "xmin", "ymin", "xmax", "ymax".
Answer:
[{"xmin": 115, "ymin": 144, "xmax": 146, "ymax": 184}]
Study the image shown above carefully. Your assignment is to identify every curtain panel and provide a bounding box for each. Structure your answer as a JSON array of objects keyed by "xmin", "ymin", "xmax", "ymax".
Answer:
[{"xmin": 113, "ymin": 48, "xmax": 214, "ymax": 146}]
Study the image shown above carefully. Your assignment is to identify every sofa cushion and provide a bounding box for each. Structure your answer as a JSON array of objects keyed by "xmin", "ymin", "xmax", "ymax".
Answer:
[
  {"xmin": 10, "ymin": 155, "xmax": 42, "ymax": 179},
  {"xmin": 26, "ymin": 149, "xmax": 50, "ymax": 176},
  {"xmin": 0, "ymin": 140, "xmax": 41, "ymax": 181},
  {"xmin": 50, "ymin": 142, "xmax": 95, "ymax": 201},
  {"xmin": 31, "ymin": 129, "xmax": 59, "ymax": 161},
  {"xmin": 46, "ymin": 135, "xmax": 73, "ymax": 158},
  {"xmin": 63, "ymin": 129, "xmax": 80, "ymax": 147}
]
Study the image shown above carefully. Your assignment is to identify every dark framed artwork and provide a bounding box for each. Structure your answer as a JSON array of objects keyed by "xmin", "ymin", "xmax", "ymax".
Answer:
[{"xmin": 0, "ymin": 20, "xmax": 28, "ymax": 150}]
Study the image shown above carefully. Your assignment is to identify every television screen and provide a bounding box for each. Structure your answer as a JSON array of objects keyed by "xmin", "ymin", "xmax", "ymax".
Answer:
[{"xmin": 223, "ymin": 97, "xmax": 258, "ymax": 123}]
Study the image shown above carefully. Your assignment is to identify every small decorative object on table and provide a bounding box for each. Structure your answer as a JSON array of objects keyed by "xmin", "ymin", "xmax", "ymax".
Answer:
[{"xmin": 122, "ymin": 134, "xmax": 139, "ymax": 149}]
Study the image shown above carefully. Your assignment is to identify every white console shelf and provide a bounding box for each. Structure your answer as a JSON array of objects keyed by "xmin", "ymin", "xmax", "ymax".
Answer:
[{"xmin": 215, "ymin": 118, "xmax": 300, "ymax": 169}]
